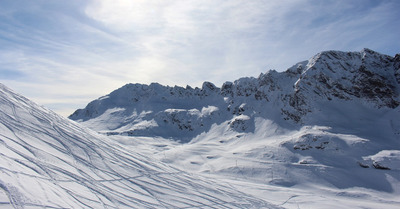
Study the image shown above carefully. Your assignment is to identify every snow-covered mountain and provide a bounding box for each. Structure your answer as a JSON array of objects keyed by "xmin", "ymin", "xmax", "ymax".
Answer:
[
  {"xmin": 0, "ymin": 83, "xmax": 278, "ymax": 208},
  {"xmin": 67, "ymin": 49, "xmax": 400, "ymax": 208},
  {"xmin": 2, "ymin": 48, "xmax": 400, "ymax": 208},
  {"xmin": 70, "ymin": 48, "xmax": 400, "ymax": 142}
]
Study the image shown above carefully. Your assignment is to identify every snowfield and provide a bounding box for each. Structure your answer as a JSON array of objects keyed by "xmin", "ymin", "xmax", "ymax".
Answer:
[
  {"xmin": 111, "ymin": 123, "xmax": 400, "ymax": 208},
  {"xmin": 1, "ymin": 49, "xmax": 400, "ymax": 208},
  {"xmin": 0, "ymin": 83, "xmax": 279, "ymax": 208}
]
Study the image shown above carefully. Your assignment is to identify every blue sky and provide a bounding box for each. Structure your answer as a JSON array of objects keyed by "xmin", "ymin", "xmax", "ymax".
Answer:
[{"xmin": 0, "ymin": 0, "xmax": 399, "ymax": 116}]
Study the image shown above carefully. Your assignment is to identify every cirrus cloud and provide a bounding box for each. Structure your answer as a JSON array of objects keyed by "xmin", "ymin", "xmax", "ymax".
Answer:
[{"xmin": 0, "ymin": 0, "xmax": 399, "ymax": 116}]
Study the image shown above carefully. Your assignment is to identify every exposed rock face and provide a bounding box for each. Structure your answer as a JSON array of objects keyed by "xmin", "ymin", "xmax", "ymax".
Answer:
[
  {"xmin": 284, "ymin": 49, "xmax": 399, "ymax": 120},
  {"xmin": 69, "ymin": 49, "xmax": 399, "ymax": 140}
]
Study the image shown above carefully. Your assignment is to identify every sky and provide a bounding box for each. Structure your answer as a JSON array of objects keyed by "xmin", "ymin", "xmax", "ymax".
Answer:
[{"xmin": 0, "ymin": 0, "xmax": 399, "ymax": 117}]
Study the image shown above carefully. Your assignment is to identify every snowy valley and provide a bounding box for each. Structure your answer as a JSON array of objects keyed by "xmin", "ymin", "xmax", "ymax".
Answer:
[{"xmin": 1, "ymin": 49, "xmax": 400, "ymax": 208}]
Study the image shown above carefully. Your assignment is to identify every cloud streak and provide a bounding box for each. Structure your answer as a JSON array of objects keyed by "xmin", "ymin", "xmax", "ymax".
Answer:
[{"xmin": 0, "ymin": 0, "xmax": 399, "ymax": 116}]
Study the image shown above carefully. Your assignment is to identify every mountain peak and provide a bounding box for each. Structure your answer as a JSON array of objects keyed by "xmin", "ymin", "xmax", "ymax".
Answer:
[
  {"xmin": 361, "ymin": 47, "xmax": 380, "ymax": 55},
  {"xmin": 292, "ymin": 49, "xmax": 399, "ymax": 111}
]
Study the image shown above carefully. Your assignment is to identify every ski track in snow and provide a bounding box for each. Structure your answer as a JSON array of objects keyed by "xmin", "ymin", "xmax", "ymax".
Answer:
[{"xmin": 0, "ymin": 84, "xmax": 280, "ymax": 208}]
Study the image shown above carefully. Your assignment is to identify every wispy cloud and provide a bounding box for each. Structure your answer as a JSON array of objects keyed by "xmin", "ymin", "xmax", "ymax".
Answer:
[{"xmin": 0, "ymin": 0, "xmax": 399, "ymax": 116}]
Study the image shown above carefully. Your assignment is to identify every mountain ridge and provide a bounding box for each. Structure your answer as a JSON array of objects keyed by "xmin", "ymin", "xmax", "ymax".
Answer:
[{"xmin": 69, "ymin": 48, "xmax": 400, "ymax": 141}]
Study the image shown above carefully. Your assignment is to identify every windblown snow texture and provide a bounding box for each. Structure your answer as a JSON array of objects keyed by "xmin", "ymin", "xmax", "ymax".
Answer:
[{"xmin": 0, "ymin": 83, "xmax": 278, "ymax": 208}]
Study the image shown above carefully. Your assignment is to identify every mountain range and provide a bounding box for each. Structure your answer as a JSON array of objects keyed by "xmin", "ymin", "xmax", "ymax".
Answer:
[
  {"xmin": 70, "ymin": 48, "xmax": 400, "ymax": 143},
  {"xmin": 1, "ymin": 48, "xmax": 399, "ymax": 208}
]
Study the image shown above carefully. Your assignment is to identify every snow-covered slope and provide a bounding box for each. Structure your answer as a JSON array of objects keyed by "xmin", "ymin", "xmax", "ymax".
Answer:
[
  {"xmin": 0, "ymin": 83, "xmax": 279, "ymax": 208},
  {"xmin": 116, "ymin": 123, "xmax": 400, "ymax": 208}
]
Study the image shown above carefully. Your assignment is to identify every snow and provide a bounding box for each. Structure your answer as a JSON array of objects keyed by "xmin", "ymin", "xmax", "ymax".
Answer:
[
  {"xmin": 68, "ymin": 49, "xmax": 400, "ymax": 208},
  {"xmin": 364, "ymin": 150, "xmax": 400, "ymax": 170},
  {"xmin": 110, "ymin": 123, "xmax": 400, "ymax": 208},
  {"xmin": 201, "ymin": 105, "xmax": 219, "ymax": 116},
  {"xmin": 2, "ymin": 48, "xmax": 400, "ymax": 208},
  {"xmin": 0, "ymin": 83, "xmax": 279, "ymax": 208}
]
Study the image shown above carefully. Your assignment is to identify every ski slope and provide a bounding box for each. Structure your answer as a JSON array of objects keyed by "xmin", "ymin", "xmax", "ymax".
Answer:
[{"xmin": 0, "ymin": 83, "xmax": 279, "ymax": 208}]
